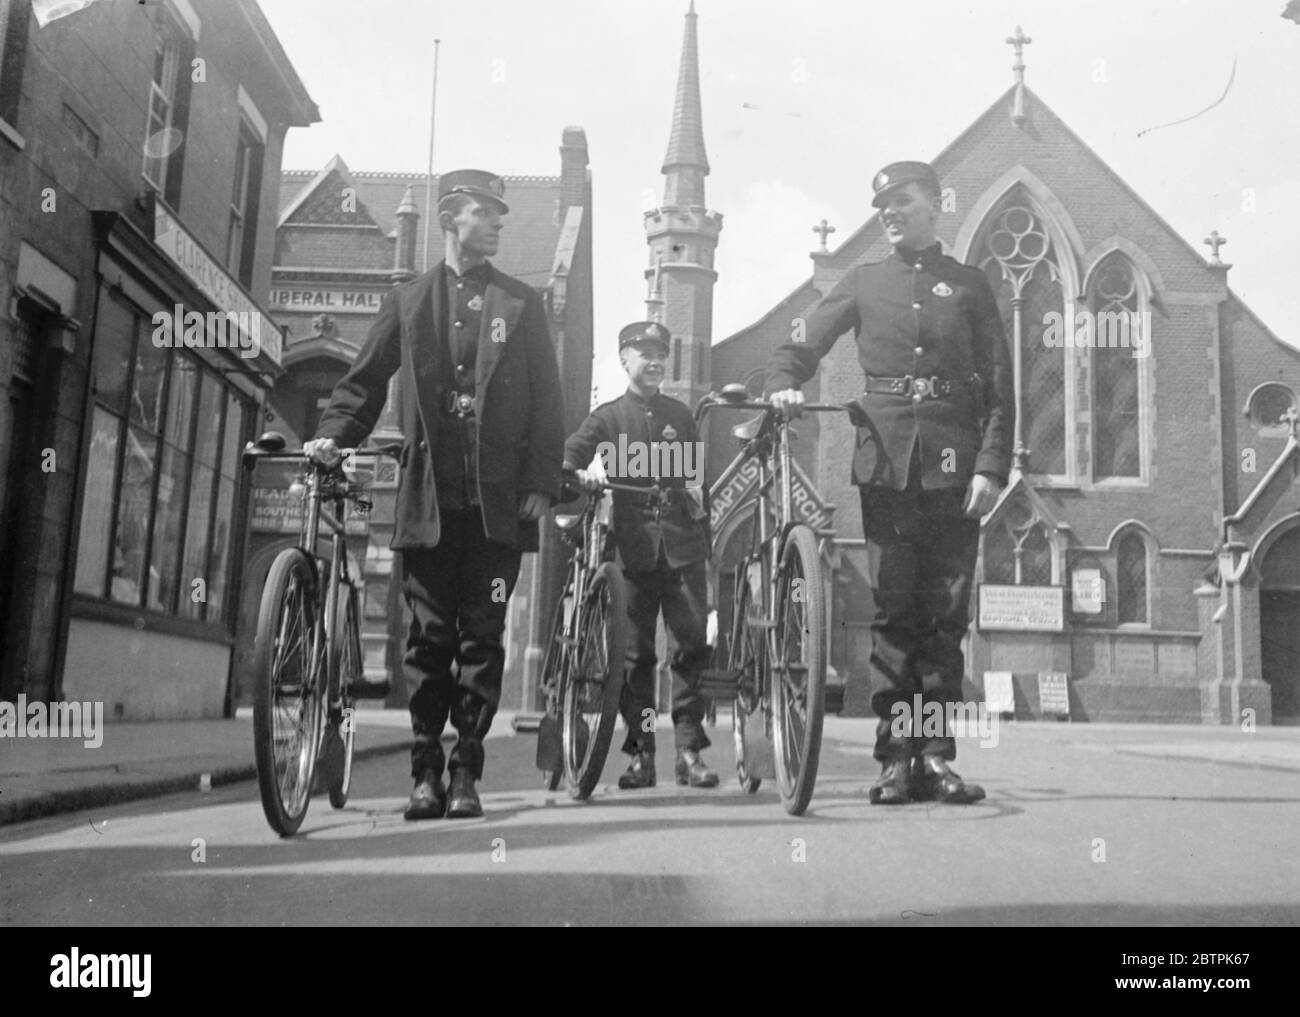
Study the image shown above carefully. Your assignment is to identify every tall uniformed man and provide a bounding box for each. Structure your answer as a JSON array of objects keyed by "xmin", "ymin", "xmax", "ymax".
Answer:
[
  {"xmin": 768, "ymin": 161, "xmax": 1014, "ymax": 805},
  {"xmin": 564, "ymin": 322, "xmax": 720, "ymax": 789},
  {"xmin": 305, "ymin": 169, "xmax": 565, "ymax": 820}
]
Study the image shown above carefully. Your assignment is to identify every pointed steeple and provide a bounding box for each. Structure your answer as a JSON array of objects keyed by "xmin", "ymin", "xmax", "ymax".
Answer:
[{"xmin": 662, "ymin": 1, "xmax": 709, "ymax": 206}]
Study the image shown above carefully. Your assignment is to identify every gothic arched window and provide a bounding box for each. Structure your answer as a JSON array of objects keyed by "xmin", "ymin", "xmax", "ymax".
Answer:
[
  {"xmin": 1091, "ymin": 255, "xmax": 1143, "ymax": 479},
  {"xmin": 978, "ymin": 198, "xmax": 1068, "ymax": 479},
  {"xmin": 982, "ymin": 495, "xmax": 1057, "ymax": 586},
  {"xmin": 1116, "ymin": 530, "xmax": 1149, "ymax": 625}
]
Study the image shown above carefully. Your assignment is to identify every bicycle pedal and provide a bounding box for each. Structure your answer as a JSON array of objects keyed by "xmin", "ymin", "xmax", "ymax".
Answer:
[{"xmin": 535, "ymin": 713, "xmax": 563, "ymax": 771}]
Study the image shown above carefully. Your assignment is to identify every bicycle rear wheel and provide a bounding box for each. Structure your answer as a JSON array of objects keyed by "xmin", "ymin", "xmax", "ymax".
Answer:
[
  {"xmin": 728, "ymin": 563, "xmax": 763, "ymax": 794},
  {"xmin": 561, "ymin": 562, "xmax": 628, "ymax": 800},
  {"xmin": 252, "ymin": 548, "xmax": 324, "ymax": 836},
  {"xmin": 771, "ymin": 524, "xmax": 826, "ymax": 816},
  {"xmin": 327, "ymin": 583, "xmax": 362, "ymax": 809}
]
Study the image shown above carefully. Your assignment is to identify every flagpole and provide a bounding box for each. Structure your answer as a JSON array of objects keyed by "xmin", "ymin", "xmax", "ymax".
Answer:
[{"xmin": 421, "ymin": 38, "xmax": 441, "ymax": 273}]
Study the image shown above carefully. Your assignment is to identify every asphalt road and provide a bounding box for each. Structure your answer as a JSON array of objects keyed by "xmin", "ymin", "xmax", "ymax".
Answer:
[{"xmin": 2, "ymin": 718, "xmax": 1298, "ymax": 926}]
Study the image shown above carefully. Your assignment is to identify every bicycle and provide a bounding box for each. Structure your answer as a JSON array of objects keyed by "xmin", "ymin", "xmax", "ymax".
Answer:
[
  {"xmin": 240, "ymin": 432, "xmax": 397, "ymax": 836},
  {"xmin": 536, "ymin": 471, "xmax": 656, "ymax": 799},
  {"xmin": 695, "ymin": 384, "xmax": 853, "ymax": 816}
]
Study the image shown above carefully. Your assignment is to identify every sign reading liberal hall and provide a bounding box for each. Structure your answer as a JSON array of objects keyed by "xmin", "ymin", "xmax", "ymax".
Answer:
[{"xmin": 270, "ymin": 287, "xmax": 386, "ymax": 314}]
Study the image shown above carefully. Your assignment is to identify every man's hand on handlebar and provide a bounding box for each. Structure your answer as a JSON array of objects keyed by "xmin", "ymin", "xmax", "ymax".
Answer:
[
  {"xmin": 303, "ymin": 437, "xmax": 342, "ymax": 468},
  {"xmin": 769, "ymin": 388, "xmax": 805, "ymax": 420},
  {"xmin": 574, "ymin": 467, "xmax": 603, "ymax": 494}
]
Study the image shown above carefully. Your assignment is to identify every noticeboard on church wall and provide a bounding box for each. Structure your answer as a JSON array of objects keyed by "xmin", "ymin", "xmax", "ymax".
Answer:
[{"xmin": 978, "ymin": 584, "xmax": 1065, "ymax": 632}]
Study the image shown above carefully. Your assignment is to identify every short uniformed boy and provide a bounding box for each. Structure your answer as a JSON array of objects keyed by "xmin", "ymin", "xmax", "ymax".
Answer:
[{"xmin": 564, "ymin": 322, "xmax": 719, "ymax": 789}]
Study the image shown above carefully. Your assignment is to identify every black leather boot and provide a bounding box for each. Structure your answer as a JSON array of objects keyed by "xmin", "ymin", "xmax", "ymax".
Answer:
[
  {"xmin": 447, "ymin": 690, "xmax": 495, "ymax": 818},
  {"xmin": 446, "ymin": 768, "xmax": 482, "ymax": 819},
  {"xmin": 404, "ymin": 769, "xmax": 447, "ymax": 820}
]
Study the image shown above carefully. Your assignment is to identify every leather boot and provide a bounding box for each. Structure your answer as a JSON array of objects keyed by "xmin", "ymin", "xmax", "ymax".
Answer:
[
  {"xmin": 403, "ymin": 769, "xmax": 447, "ymax": 821},
  {"xmin": 618, "ymin": 750, "xmax": 657, "ymax": 789},
  {"xmin": 675, "ymin": 748, "xmax": 719, "ymax": 788},
  {"xmin": 916, "ymin": 755, "xmax": 985, "ymax": 804},
  {"xmin": 868, "ymin": 757, "xmax": 912, "ymax": 805},
  {"xmin": 446, "ymin": 768, "xmax": 482, "ymax": 818}
]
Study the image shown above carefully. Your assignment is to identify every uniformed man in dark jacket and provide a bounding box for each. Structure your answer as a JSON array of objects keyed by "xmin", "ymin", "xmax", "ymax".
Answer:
[
  {"xmin": 305, "ymin": 169, "xmax": 565, "ymax": 821},
  {"xmin": 768, "ymin": 161, "xmax": 1014, "ymax": 805},
  {"xmin": 564, "ymin": 322, "xmax": 719, "ymax": 789}
]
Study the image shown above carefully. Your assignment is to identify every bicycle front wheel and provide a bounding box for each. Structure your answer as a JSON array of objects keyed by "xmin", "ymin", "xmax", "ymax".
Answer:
[
  {"xmin": 728, "ymin": 564, "xmax": 763, "ymax": 794},
  {"xmin": 771, "ymin": 524, "xmax": 826, "ymax": 816},
  {"xmin": 327, "ymin": 583, "xmax": 362, "ymax": 809},
  {"xmin": 252, "ymin": 548, "xmax": 324, "ymax": 836},
  {"xmin": 561, "ymin": 562, "xmax": 628, "ymax": 800}
]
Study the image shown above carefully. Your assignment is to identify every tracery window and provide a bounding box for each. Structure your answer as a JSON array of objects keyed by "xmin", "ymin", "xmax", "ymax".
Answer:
[
  {"xmin": 1091, "ymin": 255, "xmax": 1143, "ymax": 479},
  {"xmin": 979, "ymin": 198, "xmax": 1067, "ymax": 479}
]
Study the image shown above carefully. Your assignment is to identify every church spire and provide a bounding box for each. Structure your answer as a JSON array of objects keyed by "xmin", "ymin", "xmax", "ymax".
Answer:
[{"xmin": 662, "ymin": 1, "xmax": 709, "ymax": 206}]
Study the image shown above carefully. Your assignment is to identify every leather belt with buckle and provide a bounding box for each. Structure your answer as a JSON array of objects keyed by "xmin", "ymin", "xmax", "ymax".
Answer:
[
  {"xmin": 443, "ymin": 391, "xmax": 475, "ymax": 417},
  {"xmin": 863, "ymin": 375, "xmax": 967, "ymax": 403}
]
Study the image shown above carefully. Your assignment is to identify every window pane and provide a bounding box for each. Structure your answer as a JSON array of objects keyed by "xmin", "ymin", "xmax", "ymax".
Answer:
[
  {"xmin": 109, "ymin": 424, "xmax": 159, "ymax": 606},
  {"xmin": 1118, "ymin": 534, "xmax": 1147, "ymax": 624},
  {"xmin": 1022, "ymin": 525, "xmax": 1052, "ymax": 586},
  {"xmin": 207, "ymin": 471, "xmax": 235, "ymax": 619},
  {"xmin": 164, "ymin": 356, "xmax": 198, "ymax": 453},
  {"xmin": 73, "ymin": 408, "xmax": 122, "ymax": 596},
  {"xmin": 94, "ymin": 291, "xmax": 134, "ymax": 414},
  {"xmin": 221, "ymin": 393, "xmax": 245, "ymax": 479},
  {"xmin": 1021, "ymin": 265, "xmax": 1066, "ymax": 475},
  {"xmin": 179, "ymin": 462, "xmax": 214, "ymax": 620},
  {"xmin": 193, "ymin": 372, "xmax": 223, "ymax": 468},
  {"xmin": 130, "ymin": 322, "xmax": 169, "ymax": 433},
  {"xmin": 1093, "ymin": 258, "xmax": 1141, "ymax": 478},
  {"xmin": 984, "ymin": 525, "xmax": 1016, "ymax": 585},
  {"xmin": 147, "ymin": 442, "xmax": 190, "ymax": 614}
]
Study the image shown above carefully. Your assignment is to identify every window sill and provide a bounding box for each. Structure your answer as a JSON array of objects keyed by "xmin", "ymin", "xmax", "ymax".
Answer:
[{"xmin": 0, "ymin": 117, "xmax": 25, "ymax": 151}]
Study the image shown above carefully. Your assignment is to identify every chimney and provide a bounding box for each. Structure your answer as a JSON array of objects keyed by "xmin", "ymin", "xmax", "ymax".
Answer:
[{"xmin": 559, "ymin": 126, "xmax": 589, "ymax": 215}]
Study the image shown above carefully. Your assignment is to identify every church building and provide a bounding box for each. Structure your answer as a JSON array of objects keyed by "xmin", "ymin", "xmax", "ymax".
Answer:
[{"xmin": 701, "ymin": 31, "xmax": 1300, "ymax": 724}]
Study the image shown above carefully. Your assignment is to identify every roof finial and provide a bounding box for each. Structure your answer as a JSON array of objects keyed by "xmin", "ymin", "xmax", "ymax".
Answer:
[
  {"xmin": 812, "ymin": 219, "xmax": 836, "ymax": 253},
  {"xmin": 1006, "ymin": 25, "xmax": 1032, "ymax": 126},
  {"xmin": 1204, "ymin": 229, "xmax": 1230, "ymax": 268}
]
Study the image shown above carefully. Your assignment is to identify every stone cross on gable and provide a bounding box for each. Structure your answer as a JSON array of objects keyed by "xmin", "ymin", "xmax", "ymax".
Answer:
[
  {"xmin": 1204, "ymin": 230, "xmax": 1228, "ymax": 265},
  {"xmin": 1006, "ymin": 25, "xmax": 1032, "ymax": 83},
  {"xmin": 812, "ymin": 219, "xmax": 836, "ymax": 252}
]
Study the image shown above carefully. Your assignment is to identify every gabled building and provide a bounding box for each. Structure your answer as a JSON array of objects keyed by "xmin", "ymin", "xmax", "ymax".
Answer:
[
  {"xmin": 0, "ymin": 0, "xmax": 317, "ymax": 718},
  {"xmin": 709, "ymin": 36, "xmax": 1300, "ymax": 724}
]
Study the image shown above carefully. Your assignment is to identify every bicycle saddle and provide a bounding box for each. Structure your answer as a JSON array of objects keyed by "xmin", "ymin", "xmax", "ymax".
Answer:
[
  {"xmin": 554, "ymin": 513, "xmax": 583, "ymax": 532},
  {"xmin": 731, "ymin": 414, "xmax": 767, "ymax": 440}
]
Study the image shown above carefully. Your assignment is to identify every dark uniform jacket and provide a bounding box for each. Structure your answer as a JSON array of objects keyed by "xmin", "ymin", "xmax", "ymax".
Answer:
[
  {"xmin": 314, "ymin": 261, "xmax": 565, "ymax": 552},
  {"xmin": 564, "ymin": 388, "xmax": 711, "ymax": 573},
  {"xmin": 767, "ymin": 243, "xmax": 1015, "ymax": 490}
]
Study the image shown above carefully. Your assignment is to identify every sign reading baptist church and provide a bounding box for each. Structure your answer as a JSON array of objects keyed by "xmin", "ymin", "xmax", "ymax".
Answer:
[{"xmin": 270, "ymin": 288, "xmax": 386, "ymax": 314}]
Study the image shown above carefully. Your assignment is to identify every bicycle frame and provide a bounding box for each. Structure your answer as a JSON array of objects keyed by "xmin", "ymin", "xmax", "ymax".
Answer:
[
  {"xmin": 242, "ymin": 446, "xmax": 374, "ymax": 719},
  {"xmin": 696, "ymin": 395, "xmax": 847, "ymax": 667}
]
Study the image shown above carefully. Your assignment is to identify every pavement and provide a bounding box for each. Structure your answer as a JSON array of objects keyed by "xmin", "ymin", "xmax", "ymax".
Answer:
[
  {"xmin": 3, "ymin": 704, "xmax": 1298, "ymax": 828},
  {"xmin": 0, "ymin": 705, "xmax": 454, "ymax": 826}
]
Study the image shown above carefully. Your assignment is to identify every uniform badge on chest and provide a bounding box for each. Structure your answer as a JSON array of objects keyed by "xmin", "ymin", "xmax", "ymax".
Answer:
[
  {"xmin": 932, "ymin": 282, "xmax": 953, "ymax": 297},
  {"xmin": 467, "ymin": 294, "xmax": 484, "ymax": 311},
  {"xmin": 661, "ymin": 424, "xmax": 678, "ymax": 441}
]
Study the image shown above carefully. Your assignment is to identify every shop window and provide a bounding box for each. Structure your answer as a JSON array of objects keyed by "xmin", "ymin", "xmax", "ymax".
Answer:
[{"xmin": 74, "ymin": 287, "xmax": 250, "ymax": 626}]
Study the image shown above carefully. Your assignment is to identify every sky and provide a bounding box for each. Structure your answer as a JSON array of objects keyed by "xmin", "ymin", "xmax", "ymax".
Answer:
[{"xmin": 257, "ymin": 0, "xmax": 1300, "ymax": 401}]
